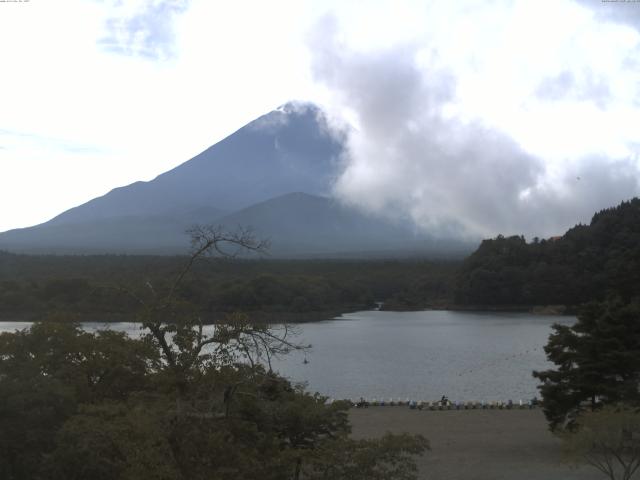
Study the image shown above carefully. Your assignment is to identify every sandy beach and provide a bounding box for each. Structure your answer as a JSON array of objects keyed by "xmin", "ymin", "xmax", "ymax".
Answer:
[{"xmin": 349, "ymin": 407, "xmax": 602, "ymax": 480}]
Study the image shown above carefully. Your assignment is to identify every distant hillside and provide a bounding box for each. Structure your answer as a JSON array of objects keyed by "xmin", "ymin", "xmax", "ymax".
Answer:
[
  {"xmin": 0, "ymin": 192, "xmax": 473, "ymax": 257},
  {"xmin": 49, "ymin": 103, "xmax": 344, "ymax": 224},
  {"xmin": 215, "ymin": 192, "xmax": 472, "ymax": 257},
  {"xmin": 0, "ymin": 103, "xmax": 476, "ymax": 258},
  {"xmin": 0, "ymin": 103, "xmax": 342, "ymax": 254},
  {"xmin": 454, "ymin": 198, "xmax": 640, "ymax": 307},
  {"xmin": 0, "ymin": 207, "xmax": 225, "ymax": 255}
]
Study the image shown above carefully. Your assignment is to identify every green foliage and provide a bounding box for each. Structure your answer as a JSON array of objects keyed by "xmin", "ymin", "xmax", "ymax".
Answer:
[
  {"xmin": 562, "ymin": 405, "xmax": 640, "ymax": 480},
  {"xmin": 0, "ymin": 322, "xmax": 158, "ymax": 479},
  {"xmin": 0, "ymin": 374, "xmax": 75, "ymax": 480},
  {"xmin": 455, "ymin": 198, "xmax": 640, "ymax": 306},
  {"xmin": 533, "ymin": 300, "xmax": 640, "ymax": 431},
  {"xmin": 0, "ymin": 229, "xmax": 429, "ymax": 479},
  {"xmin": 48, "ymin": 402, "xmax": 180, "ymax": 480},
  {"xmin": 0, "ymin": 255, "xmax": 457, "ymax": 320},
  {"xmin": 0, "ymin": 321, "xmax": 427, "ymax": 480}
]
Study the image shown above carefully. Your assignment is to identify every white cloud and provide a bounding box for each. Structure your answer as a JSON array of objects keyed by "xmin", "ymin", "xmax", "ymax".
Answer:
[
  {"xmin": 98, "ymin": 0, "xmax": 190, "ymax": 60},
  {"xmin": 309, "ymin": 0, "xmax": 640, "ymax": 238},
  {"xmin": 1, "ymin": 0, "xmax": 639, "ymax": 238}
]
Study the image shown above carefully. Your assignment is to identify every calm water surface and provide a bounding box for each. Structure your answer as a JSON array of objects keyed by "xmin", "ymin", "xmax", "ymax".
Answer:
[
  {"xmin": 272, "ymin": 310, "xmax": 574, "ymax": 402},
  {"xmin": 0, "ymin": 310, "xmax": 573, "ymax": 402}
]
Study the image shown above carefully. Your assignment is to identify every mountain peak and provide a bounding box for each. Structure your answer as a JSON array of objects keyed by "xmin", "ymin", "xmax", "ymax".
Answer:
[
  {"xmin": 0, "ymin": 104, "xmax": 473, "ymax": 257},
  {"xmin": 276, "ymin": 101, "xmax": 320, "ymax": 114},
  {"xmin": 0, "ymin": 104, "xmax": 346, "ymax": 253},
  {"xmin": 34, "ymin": 103, "xmax": 344, "ymax": 227}
]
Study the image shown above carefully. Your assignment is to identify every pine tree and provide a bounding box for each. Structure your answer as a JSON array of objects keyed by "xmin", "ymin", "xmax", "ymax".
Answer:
[{"xmin": 534, "ymin": 299, "xmax": 640, "ymax": 430}]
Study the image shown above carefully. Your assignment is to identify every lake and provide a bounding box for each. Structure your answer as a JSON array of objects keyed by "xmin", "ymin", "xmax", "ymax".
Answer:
[{"xmin": 0, "ymin": 310, "xmax": 573, "ymax": 403}]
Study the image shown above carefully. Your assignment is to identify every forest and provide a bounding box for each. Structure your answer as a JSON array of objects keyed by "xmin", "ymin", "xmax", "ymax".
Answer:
[
  {"xmin": 2, "ymin": 199, "xmax": 640, "ymax": 321},
  {"xmin": 454, "ymin": 198, "xmax": 640, "ymax": 308},
  {"xmin": 1, "ymin": 199, "xmax": 640, "ymax": 479},
  {"xmin": 0, "ymin": 229, "xmax": 428, "ymax": 479},
  {"xmin": 0, "ymin": 251, "xmax": 457, "ymax": 322}
]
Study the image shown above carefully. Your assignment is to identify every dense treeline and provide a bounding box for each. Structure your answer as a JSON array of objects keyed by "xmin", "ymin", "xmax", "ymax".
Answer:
[
  {"xmin": 454, "ymin": 198, "xmax": 640, "ymax": 308},
  {"xmin": 0, "ymin": 253, "xmax": 457, "ymax": 321},
  {"xmin": 0, "ymin": 322, "xmax": 428, "ymax": 480},
  {"xmin": 0, "ymin": 229, "xmax": 429, "ymax": 480},
  {"xmin": 4, "ymin": 198, "xmax": 639, "ymax": 317}
]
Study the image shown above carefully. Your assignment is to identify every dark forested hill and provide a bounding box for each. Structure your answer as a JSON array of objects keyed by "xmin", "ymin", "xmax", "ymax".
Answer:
[{"xmin": 454, "ymin": 198, "xmax": 640, "ymax": 307}]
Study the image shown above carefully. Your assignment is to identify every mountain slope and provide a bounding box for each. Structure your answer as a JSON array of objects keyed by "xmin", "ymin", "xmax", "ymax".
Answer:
[
  {"xmin": 33, "ymin": 102, "xmax": 343, "ymax": 228},
  {"xmin": 0, "ymin": 103, "xmax": 474, "ymax": 257},
  {"xmin": 0, "ymin": 192, "xmax": 475, "ymax": 256},
  {"xmin": 0, "ymin": 207, "xmax": 224, "ymax": 254},
  {"xmin": 215, "ymin": 192, "xmax": 473, "ymax": 257},
  {"xmin": 0, "ymin": 103, "xmax": 347, "ymax": 253}
]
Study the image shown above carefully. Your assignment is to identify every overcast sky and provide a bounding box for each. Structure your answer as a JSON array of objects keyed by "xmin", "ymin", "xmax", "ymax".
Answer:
[{"xmin": 1, "ymin": 0, "xmax": 639, "ymax": 238}]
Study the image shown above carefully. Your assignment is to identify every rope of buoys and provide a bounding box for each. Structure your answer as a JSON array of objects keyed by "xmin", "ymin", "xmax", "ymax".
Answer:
[{"xmin": 328, "ymin": 397, "xmax": 541, "ymax": 410}]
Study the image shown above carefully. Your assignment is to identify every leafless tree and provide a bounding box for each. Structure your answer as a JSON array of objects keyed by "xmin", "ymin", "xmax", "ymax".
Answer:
[
  {"xmin": 563, "ymin": 405, "xmax": 640, "ymax": 480},
  {"xmin": 121, "ymin": 225, "xmax": 307, "ymax": 415}
]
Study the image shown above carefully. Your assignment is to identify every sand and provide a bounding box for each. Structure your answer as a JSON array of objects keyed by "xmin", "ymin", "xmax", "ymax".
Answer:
[{"xmin": 349, "ymin": 407, "xmax": 603, "ymax": 480}]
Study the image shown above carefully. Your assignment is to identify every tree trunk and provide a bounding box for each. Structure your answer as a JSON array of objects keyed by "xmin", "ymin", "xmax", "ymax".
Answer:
[{"xmin": 294, "ymin": 457, "xmax": 302, "ymax": 480}]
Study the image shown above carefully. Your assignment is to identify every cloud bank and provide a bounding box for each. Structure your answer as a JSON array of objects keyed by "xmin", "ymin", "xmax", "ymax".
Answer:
[{"xmin": 309, "ymin": 1, "xmax": 640, "ymax": 239}]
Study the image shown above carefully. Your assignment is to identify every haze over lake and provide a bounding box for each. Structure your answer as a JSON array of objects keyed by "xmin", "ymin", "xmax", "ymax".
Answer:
[{"xmin": 1, "ymin": 310, "xmax": 571, "ymax": 402}]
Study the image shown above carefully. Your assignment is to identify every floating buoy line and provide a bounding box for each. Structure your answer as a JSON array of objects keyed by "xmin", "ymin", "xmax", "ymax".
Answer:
[{"xmin": 325, "ymin": 398, "xmax": 541, "ymax": 410}]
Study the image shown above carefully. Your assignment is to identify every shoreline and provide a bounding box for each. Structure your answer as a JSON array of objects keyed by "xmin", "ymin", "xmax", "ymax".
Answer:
[
  {"xmin": 0, "ymin": 304, "xmax": 576, "ymax": 324},
  {"xmin": 0, "ymin": 308, "xmax": 359, "ymax": 324},
  {"xmin": 442, "ymin": 304, "xmax": 576, "ymax": 316}
]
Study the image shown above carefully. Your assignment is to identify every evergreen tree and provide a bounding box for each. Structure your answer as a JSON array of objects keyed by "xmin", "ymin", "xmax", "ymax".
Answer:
[{"xmin": 534, "ymin": 299, "xmax": 640, "ymax": 430}]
